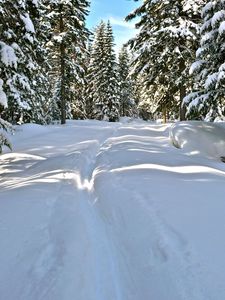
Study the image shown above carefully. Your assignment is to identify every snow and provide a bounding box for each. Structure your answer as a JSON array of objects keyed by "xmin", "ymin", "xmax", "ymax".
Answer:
[
  {"xmin": 0, "ymin": 79, "xmax": 7, "ymax": 107},
  {"xmin": 189, "ymin": 60, "xmax": 205, "ymax": 74},
  {"xmin": 204, "ymin": 72, "xmax": 218, "ymax": 89},
  {"xmin": 218, "ymin": 20, "xmax": 225, "ymax": 34},
  {"xmin": 1, "ymin": 119, "xmax": 225, "ymax": 300},
  {"xmin": 211, "ymin": 10, "xmax": 225, "ymax": 28},
  {"xmin": 0, "ymin": 42, "xmax": 18, "ymax": 68},
  {"xmin": 32, "ymin": 0, "xmax": 39, "ymax": 6},
  {"xmin": 202, "ymin": 2, "xmax": 213, "ymax": 18},
  {"xmin": 170, "ymin": 121, "xmax": 225, "ymax": 160},
  {"xmin": 20, "ymin": 13, "xmax": 35, "ymax": 33}
]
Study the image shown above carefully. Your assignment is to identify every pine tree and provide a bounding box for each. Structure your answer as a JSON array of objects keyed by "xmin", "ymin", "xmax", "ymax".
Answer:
[
  {"xmin": 27, "ymin": 0, "xmax": 53, "ymax": 124},
  {"xmin": 126, "ymin": 0, "xmax": 205, "ymax": 121},
  {"xmin": 118, "ymin": 46, "xmax": 136, "ymax": 117},
  {"xmin": 86, "ymin": 21, "xmax": 106, "ymax": 119},
  {"xmin": 87, "ymin": 21, "xmax": 120, "ymax": 121},
  {"xmin": 185, "ymin": 0, "xmax": 225, "ymax": 121},
  {"xmin": 83, "ymin": 40, "xmax": 93, "ymax": 119},
  {"xmin": 0, "ymin": 0, "xmax": 39, "ymax": 124},
  {"xmin": 46, "ymin": 0, "xmax": 90, "ymax": 124},
  {"xmin": 0, "ymin": 79, "xmax": 12, "ymax": 152},
  {"xmin": 103, "ymin": 21, "xmax": 120, "ymax": 121},
  {"xmin": 0, "ymin": 0, "xmax": 42, "ymax": 151}
]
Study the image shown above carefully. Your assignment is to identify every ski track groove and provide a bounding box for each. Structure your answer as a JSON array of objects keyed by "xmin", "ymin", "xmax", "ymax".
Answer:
[{"xmin": 20, "ymin": 125, "xmax": 123, "ymax": 300}]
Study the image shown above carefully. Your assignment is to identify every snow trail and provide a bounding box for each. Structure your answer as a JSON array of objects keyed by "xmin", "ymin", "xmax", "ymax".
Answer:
[{"xmin": 1, "ymin": 120, "xmax": 225, "ymax": 299}]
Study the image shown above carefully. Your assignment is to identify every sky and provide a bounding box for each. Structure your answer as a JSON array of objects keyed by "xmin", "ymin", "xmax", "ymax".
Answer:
[{"xmin": 86, "ymin": 0, "xmax": 140, "ymax": 54}]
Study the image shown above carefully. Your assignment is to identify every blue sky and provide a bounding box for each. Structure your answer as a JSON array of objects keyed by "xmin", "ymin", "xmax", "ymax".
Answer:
[{"xmin": 86, "ymin": 0, "xmax": 140, "ymax": 53}]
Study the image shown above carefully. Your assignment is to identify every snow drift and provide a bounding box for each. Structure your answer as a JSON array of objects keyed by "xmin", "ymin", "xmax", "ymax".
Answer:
[{"xmin": 170, "ymin": 121, "xmax": 225, "ymax": 161}]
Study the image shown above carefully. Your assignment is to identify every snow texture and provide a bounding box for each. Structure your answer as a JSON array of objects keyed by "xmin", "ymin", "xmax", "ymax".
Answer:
[
  {"xmin": 0, "ymin": 79, "xmax": 7, "ymax": 107},
  {"xmin": 211, "ymin": 10, "xmax": 225, "ymax": 28},
  {"xmin": 218, "ymin": 20, "xmax": 225, "ymax": 34},
  {"xmin": 189, "ymin": 60, "xmax": 205, "ymax": 74},
  {"xmin": 0, "ymin": 42, "xmax": 18, "ymax": 68},
  {"xmin": 20, "ymin": 13, "xmax": 35, "ymax": 33},
  {"xmin": 1, "ymin": 119, "xmax": 225, "ymax": 300}
]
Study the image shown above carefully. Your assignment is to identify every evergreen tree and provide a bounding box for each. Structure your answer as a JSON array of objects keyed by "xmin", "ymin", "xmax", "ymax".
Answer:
[
  {"xmin": 0, "ymin": 0, "xmax": 42, "ymax": 150},
  {"xmin": 126, "ymin": 0, "xmax": 205, "ymax": 121},
  {"xmin": 86, "ymin": 21, "xmax": 106, "ymax": 119},
  {"xmin": 87, "ymin": 21, "xmax": 120, "ymax": 121},
  {"xmin": 118, "ymin": 46, "xmax": 136, "ymax": 117},
  {"xmin": 46, "ymin": 0, "xmax": 90, "ymax": 124},
  {"xmin": 28, "ymin": 0, "xmax": 53, "ymax": 124},
  {"xmin": 0, "ymin": 0, "xmax": 39, "ymax": 124},
  {"xmin": 0, "ymin": 79, "xmax": 12, "ymax": 152},
  {"xmin": 103, "ymin": 21, "xmax": 120, "ymax": 121},
  {"xmin": 185, "ymin": 0, "xmax": 225, "ymax": 121},
  {"xmin": 83, "ymin": 40, "xmax": 93, "ymax": 119}
]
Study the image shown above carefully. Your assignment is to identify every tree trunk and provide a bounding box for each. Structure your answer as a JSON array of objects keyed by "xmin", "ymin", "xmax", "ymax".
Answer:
[
  {"xmin": 179, "ymin": 84, "xmax": 186, "ymax": 121},
  {"xmin": 59, "ymin": 6, "xmax": 66, "ymax": 125},
  {"xmin": 179, "ymin": 58, "xmax": 186, "ymax": 121},
  {"xmin": 163, "ymin": 106, "xmax": 167, "ymax": 123}
]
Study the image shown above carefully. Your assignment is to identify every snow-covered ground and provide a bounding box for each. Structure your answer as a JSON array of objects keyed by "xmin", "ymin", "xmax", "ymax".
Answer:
[{"xmin": 1, "ymin": 119, "xmax": 225, "ymax": 300}]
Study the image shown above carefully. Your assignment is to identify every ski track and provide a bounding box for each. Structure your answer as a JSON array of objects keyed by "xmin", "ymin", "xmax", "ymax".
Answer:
[{"xmin": 0, "ymin": 121, "xmax": 219, "ymax": 299}]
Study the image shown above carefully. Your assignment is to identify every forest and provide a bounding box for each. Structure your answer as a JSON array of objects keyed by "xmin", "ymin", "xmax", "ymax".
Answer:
[
  {"xmin": 0, "ymin": 0, "xmax": 225, "ymax": 151},
  {"xmin": 1, "ymin": 2, "xmax": 225, "ymax": 299}
]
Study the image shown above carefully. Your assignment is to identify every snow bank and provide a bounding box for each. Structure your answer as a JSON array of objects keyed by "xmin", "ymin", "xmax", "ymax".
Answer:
[{"xmin": 170, "ymin": 121, "xmax": 225, "ymax": 160}]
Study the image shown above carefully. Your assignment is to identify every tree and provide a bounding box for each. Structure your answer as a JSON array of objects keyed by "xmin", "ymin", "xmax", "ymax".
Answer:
[
  {"xmin": 0, "ymin": 0, "xmax": 39, "ymax": 124},
  {"xmin": 184, "ymin": 0, "xmax": 225, "ymax": 121},
  {"xmin": 86, "ymin": 21, "xmax": 120, "ymax": 121},
  {"xmin": 126, "ymin": 0, "xmax": 205, "ymax": 121},
  {"xmin": 118, "ymin": 46, "xmax": 136, "ymax": 117},
  {"xmin": 46, "ymin": 0, "xmax": 90, "ymax": 124},
  {"xmin": 0, "ymin": 79, "xmax": 12, "ymax": 152},
  {"xmin": 103, "ymin": 21, "xmax": 120, "ymax": 121},
  {"xmin": 0, "ymin": 0, "xmax": 42, "ymax": 151}
]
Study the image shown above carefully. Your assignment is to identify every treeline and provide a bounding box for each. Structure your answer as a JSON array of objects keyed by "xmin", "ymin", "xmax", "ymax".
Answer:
[
  {"xmin": 1, "ymin": 0, "xmax": 225, "ymax": 151},
  {"xmin": 0, "ymin": 0, "xmax": 138, "ymax": 151},
  {"xmin": 127, "ymin": 0, "xmax": 225, "ymax": 122}
]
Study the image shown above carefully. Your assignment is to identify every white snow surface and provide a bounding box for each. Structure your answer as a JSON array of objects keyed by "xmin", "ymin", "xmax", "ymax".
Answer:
[
  {"xmin": 0, "ymin": 42, "xmax": 18, "ymax": 68},
  {"xmin": 0, "ymin": 79, "xmax": 7, "ymax": 107},
  {"xmin": 20, "ymin": 13, "xmax": 35, "ymax": 33},
  {"xmin": 1, "ymin": 119, "xmax": 225, "ymax": 300}
]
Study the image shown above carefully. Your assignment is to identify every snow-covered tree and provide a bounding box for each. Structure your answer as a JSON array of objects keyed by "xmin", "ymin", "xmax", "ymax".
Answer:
[
  {"xmin": 0, "ymin": 0, "xmax": 42, "ymax": 150},
  {"xmin": 103, "ymin": 21, "xmax": 120, "ymax": 121},
  {"xmin": 87, "ymin": 21, "xmax": 120, "ymax": 121},
  {"xmin": 118, "ymin": 46, "xmax": 136, "ymax": 117},
  {"xmin": 46, "ymin": 0, "xmax": 90, "ymax": 124},
  {"xmin": 27, "ymin": 0, "xmax": 53, "ymax": 124},
  {"xmin": 184, "ymin": 0, "xmax": 225, "ymax": 121},
  {"xmin": 0, "ymin": 79, "xmax": 12, "ymax": 152},
  {"xmin": 0, "ymin": 0, "xmax": 39, "ymax": 124},
  {"xmin": 126, "ymin": 0, "xmax": 205, "ymax": 121},
  {"xmin": 85, "ymin": 22, "xmax": 106, "ymax": 119}
]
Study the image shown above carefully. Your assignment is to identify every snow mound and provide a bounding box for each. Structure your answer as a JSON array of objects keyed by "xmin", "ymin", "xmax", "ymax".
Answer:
[{"xmin": 170, "ymin": 121, "xmax": 225, "ymax": 161}]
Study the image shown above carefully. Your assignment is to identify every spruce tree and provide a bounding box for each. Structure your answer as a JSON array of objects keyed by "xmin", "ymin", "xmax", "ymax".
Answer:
[
  {"xmin": 0, "ymin": 0, "xmax": 39, "ymax": 124},
  {"xmin": 0, "ymin": 0, "xmax": 42, "ymax": 150},
  {"xmin": 0, "ymin": 79, "xmax": 12, "ymax": 152},
  {"xmin": 118, "ymin": 46, "xmax": 136, "ymax": 117},
  {"xmin": 87, "ymin": 21, "xmax": 120, "ymax": 121},
  {"xmin": 126, "ymin": 0, "xmax": 205, "ymax": 121},
  {"xmin": 28, "ymin": 0, "xmax": 52, "ymax": 124},
  {"xmin": 46, "ymin": 0, "xmax": 90, "ymax": 124},
  {"xmin": 86, "ymin": 21, "xmax": 106, "ymax": 119},
  {"xmin": 103, "ymin": 21, "xmax": 120, "ymax": 121},
  {"xmin": 185, "ymin": 0, "xmax": 225, "ymax": 121}
]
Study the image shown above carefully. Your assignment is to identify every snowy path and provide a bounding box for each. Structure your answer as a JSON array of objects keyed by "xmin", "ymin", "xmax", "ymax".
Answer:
[{"xmin": 1, "ymin": 120, "xmax": 225, "ymax": 300}]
